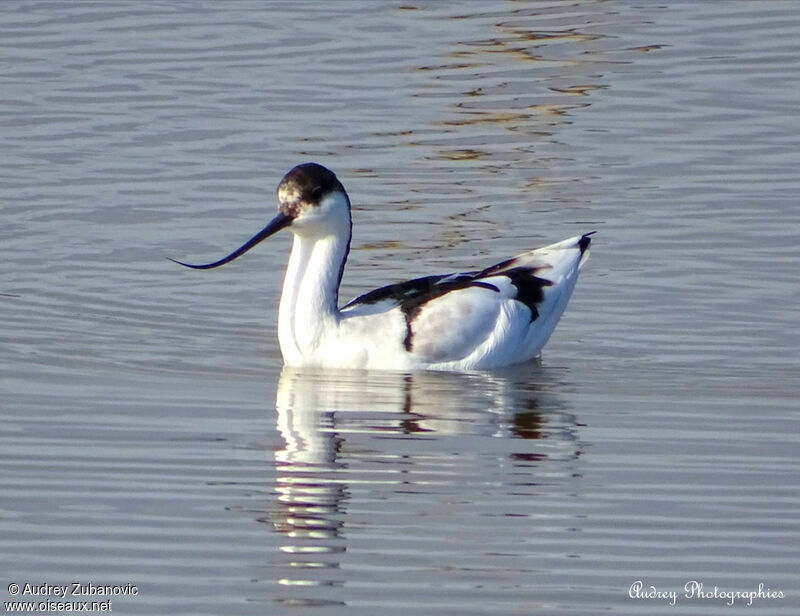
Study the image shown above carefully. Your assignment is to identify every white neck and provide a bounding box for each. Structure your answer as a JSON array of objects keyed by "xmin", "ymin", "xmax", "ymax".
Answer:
[{"xmin": 277, "ymin": 222, "xmax": 350, "ymax": 364}]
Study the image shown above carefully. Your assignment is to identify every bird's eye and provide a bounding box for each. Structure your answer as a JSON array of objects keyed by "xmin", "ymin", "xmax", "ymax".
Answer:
[{"xmin": 310, "ymin": 186, "xmax": 323, "ymax": 199}]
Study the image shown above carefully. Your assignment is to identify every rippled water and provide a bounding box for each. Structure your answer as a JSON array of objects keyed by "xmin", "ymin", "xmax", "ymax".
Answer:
[{"xmin": 2, "ymin": 2, "xmax": 798, "ymax": 615}]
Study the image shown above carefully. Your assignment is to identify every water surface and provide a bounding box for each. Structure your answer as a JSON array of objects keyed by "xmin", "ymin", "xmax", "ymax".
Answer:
[{"xmin": 1, "ymin": 2, "xmax": 798, "ymax": 614}]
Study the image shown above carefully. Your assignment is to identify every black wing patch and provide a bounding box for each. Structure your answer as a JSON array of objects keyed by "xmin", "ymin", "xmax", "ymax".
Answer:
[
  {"xmin": 342, "ymin": 273, "xmax": 501, "ymax": 312},
  {"xmin": 342, "ymin": 273, "xmax": 467, "ymax": 309},
  {"xmin": 343, "ymin": 264, "xmax": 554, "ymax": 352},
  {"xmin": 342, "ymin": 273, "xmax": 500, "ymax": 352},
  {"xmin": 499, "ymin": 267, "xmax": 553, "ymax": 321}
]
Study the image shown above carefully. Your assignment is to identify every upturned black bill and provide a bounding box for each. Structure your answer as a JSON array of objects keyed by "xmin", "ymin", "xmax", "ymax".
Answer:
[{"xmin": 169, "ymin": 211, "xmax": 292, "ymax": 270}]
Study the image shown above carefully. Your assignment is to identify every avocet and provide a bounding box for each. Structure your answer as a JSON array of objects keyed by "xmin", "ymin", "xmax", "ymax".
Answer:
[{"xmin": 172, "ymin": 163, "xmax": 593, "ymax": 371}]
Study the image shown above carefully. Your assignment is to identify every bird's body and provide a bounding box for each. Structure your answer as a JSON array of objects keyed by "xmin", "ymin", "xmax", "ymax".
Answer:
[{"xmin": 173, "ymin": 163, "xmax": 593, "ymax": 371}]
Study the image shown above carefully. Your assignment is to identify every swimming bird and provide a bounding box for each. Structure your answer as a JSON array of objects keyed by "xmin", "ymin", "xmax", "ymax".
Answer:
[{"xmin": 172, "ymin": 163, "xmax": 593, "ymax": 371}]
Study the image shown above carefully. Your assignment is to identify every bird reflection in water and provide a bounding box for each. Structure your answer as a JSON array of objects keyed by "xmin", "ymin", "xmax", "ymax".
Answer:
[{"xmin": 263, "ymin": 364, "xmax": 581, "ymax": 606}]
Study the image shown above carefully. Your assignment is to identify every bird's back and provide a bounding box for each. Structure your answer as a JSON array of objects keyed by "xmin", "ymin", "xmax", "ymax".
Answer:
[{"xmin": 338, "ymin": 233, "xmax": 593, "ymax": 370}]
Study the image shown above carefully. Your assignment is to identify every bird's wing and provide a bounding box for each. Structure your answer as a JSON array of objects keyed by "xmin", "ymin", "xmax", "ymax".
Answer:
[
  {"xmin": 343, "ymin": 233, "xmax": 593, "ymax": 365},
  {"xmin": 341, "ymin": 272, "xmax": 481, "ymax": 316}
]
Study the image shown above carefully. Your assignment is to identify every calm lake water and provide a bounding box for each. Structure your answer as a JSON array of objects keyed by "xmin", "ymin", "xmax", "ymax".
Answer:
[{"xmin": 2, "ymin": 1, "xmax": 798, "ymax": 614}]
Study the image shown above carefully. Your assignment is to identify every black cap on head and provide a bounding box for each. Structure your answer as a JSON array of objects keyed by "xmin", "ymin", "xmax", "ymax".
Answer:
[{"xmin": 277, "ymin": 162, "xmax": 342, "ymax": 218}]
